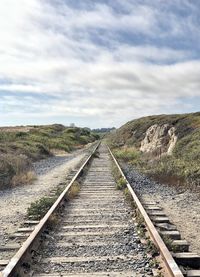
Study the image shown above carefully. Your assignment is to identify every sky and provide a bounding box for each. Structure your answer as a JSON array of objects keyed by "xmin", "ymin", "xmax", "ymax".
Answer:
[{"xmin": 0, "ymin": 0, "xmax": 200, "ymax": 128}]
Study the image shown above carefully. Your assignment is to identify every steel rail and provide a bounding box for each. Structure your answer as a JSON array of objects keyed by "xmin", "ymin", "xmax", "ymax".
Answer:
[
  {"xmin": 108, "ymin": 146, "xmax": 184, "ymax": 277},
  {"xmin": 0, "ymin": 141, "xmax": 100, "ymax": 277}
]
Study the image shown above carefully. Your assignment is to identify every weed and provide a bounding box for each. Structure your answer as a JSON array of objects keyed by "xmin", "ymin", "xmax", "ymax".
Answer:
[
  {"xmin": 137, "ymin": 225, "xmax": 145, "ymax": 238},
  {"xmin": 27, "ymin": 179, "xmax": 80, "ymax": 221},
  {"xmin": 80, "ymin": 164, "xmax": 90, "ymax": 179},
  {"xmin": 111, "ymin": 164, "xmax": 121, "ymax": 182},
  {"xmin": 47, "ymin": 214, "xmax": 59, "ymax": 230},
  {"xmin": 92, "ymin": 150, "xmax": 100, "ymax": 158},
  {"xmin": 124, "ymin": 187, "xmax": 131, "ymax": 198},
  {"xmin": 116, "ymin": 177, "xmax": 127, "ymax": 190},
  {"xmin": 54, "ymin": 185, "xmax": 65, "ymax": 197},
  {"xmin": 149, "ymin": 258, "xmax": 159, "ymax": 268},
  {"xmin": 135, "ymin": 211, "xmax": 146, "ymax": 238},
  {"xmin": 66, "ymin": 181, "xmax": 80, "ymax": 200},
  {"xmin": 27, "ymin": 196, "xmax": 57, "ymax": 220},
  {"xmin": 157, "ymin": 272, "xmax": 164, "ymax": 277},
  {"xmin": 146, "ymin": 239, "xmax": 159, "ymax": 256},
  {"xmin": 161, "ymin": 234, "xmax": 176, "ymax": 252}
]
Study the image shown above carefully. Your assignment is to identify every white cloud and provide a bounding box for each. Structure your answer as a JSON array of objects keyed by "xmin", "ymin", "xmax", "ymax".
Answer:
[{"xmin": 0, "ymin": 0, "xmax": 199, "ymax": 127}]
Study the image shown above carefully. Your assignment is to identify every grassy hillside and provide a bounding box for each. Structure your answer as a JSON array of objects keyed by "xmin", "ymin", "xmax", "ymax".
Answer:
[
  {"xmin": 0, "ymin": 124, "xmax": 99, "ymax": 189},
  {"xmin": 107, "ymin": 112, "xmax": 200, "ymax": 189}
]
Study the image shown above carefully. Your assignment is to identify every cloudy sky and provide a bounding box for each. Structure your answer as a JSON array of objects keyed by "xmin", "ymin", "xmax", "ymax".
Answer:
[{"xmin": 0, "ymin": 0, "xmax": 200, "ymax": 128}]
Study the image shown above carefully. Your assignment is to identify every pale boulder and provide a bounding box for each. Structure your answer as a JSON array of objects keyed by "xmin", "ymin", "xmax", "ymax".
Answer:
[{"xmin": 140, "ymin": 124, "xmax": 177, "ymax": 155}]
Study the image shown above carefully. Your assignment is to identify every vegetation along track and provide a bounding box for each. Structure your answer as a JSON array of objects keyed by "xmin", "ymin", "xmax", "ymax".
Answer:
[{"xmin": 0, "ymin": 142, "xmax": 199, "ymax": 276}]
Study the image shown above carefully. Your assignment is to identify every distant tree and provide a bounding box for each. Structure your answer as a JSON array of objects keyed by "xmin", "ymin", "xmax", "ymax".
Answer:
[
  {"xmin": 83, "ymin": 127, "xmax": 91, "ymax": 131},
  {"xmin": 92, "ymin": 127, "xmax": 116, "ymax": 133}
]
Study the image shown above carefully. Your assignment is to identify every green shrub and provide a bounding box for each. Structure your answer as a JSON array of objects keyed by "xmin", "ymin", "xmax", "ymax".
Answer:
[
  {"xmin": 79, "ymin": 135, "xmax": 90, "ymax": 144},
  {"xmin": 27, "ymin": 196, "xmax": 57, "ymax": 219}
]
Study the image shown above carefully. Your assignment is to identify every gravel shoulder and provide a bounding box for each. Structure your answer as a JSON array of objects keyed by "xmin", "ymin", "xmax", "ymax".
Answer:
[
  {"xmin": 0, "ymin": 144, "xmax": 94, "ymax": 243},
  {"xmin": 123, "ymin": 164, "xmax": 200, "ymax": 255}
]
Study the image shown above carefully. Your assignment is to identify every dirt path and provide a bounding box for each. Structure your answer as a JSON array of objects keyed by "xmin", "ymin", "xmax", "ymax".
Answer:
[
  {"xmin": 123, "ymin": 164, "xmax": 200, "ymax": 255},
  {"xmin": 0, "ymin": 144, "xmax": 94, "ymax": 244}
]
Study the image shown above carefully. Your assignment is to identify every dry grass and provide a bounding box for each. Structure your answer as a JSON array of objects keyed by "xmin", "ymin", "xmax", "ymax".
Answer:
[
  {"xmin": 116, "ymin": 177, "xmax": 127, "ymax": 190},
  {"xmin": 67, "ymin": 181, "xmax": 80, "ymax": 200},
  {"xmin": 0, "ymin": 153, "xmax": 32, "ymax": 189},
  {"xmin": 111, "ymin": 164, "xmax": 121, "ymax": 182},
  {"xmin": 113, "ymin": 147, "xmax": 140, "ymax": 163},
  {"xmin": 11, "ymin": 171, "xmax": 36, "ymax": 186},
  {"xmin": 47, "ymin": 214, "xmax": 60, "ymax": 230}
]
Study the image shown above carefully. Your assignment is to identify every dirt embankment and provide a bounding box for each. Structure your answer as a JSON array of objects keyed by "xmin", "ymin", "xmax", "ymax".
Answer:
[{"xmin": 107, "ymin": 112, "xmax": 200, "ymax": 188}]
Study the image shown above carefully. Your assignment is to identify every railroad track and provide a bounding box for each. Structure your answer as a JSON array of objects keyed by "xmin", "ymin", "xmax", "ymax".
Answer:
[{"xmin": 0, "ymin": 142, "xmax": 199, "ymax": 276}]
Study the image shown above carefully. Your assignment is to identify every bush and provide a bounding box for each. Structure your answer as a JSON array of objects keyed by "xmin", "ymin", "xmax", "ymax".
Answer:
[
  {"xmin": 11, "ymin": 171, "xmax": 36, "ymax": 186},
  {"xmin": 0, "ymin": 156, "xmax": 15, "ymax": 189},
  {"xmin": 0, "ymin": 154, "xmax": 33, "ymax": 189}
]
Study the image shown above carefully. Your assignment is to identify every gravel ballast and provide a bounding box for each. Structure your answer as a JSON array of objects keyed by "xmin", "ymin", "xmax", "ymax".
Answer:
[
  {"xmin": 32, "ymin": 144, "xmax": 154, "ymax": 276},
  {"xmin": 122, "ymin": 163, "xmax": 200, "ymax": 255}
]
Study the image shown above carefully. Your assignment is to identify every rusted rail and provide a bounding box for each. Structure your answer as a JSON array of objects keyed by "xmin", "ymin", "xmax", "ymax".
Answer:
[
  {"xmin": 108, "ymin": 146, "xmax": 184, "ymax": 277},
  {"xmin": 0, "ymin": 142, "xmax": 100, "ymax": 277}
]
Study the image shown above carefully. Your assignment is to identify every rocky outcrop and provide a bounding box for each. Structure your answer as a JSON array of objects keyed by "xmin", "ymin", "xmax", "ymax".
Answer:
[{"xmin": 140, "ymin": 124, "xmax": 177, "ymax": 155}]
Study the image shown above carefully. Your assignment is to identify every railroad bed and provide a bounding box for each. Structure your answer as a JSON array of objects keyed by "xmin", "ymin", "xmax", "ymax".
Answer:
[
  {"xmin": 1, "ymin": 143, "xmax": 200, "ymax": 277},
  {"xmin": 32, "ymin": 144, "xmax": 152, "ymax": 276}
]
